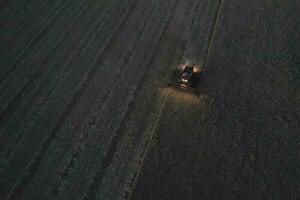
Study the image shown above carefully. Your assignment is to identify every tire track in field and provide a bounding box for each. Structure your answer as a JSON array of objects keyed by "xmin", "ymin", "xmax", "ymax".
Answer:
[
  {"xmin": 0, "ymin": 0, "xmax": 51, "ymax": 33},
  {"xmin": 0, "ymin": 0, "xmax": 41, "ymax": 29},
  {"xmin": 49, "ymin": 1, "xmax": 163, "ymax": 198},
  {"xmin": 114, "ymin": 43, "xmax": 180, "ymax": 200},
  {"xmin": 125, "ymin": 93, "xmax": 169, "ymax": 200},
  {"xmin": 0, "ymin": 0, "xmax": 128, "ymax": 188},
  {"xmin": 0, "ymin": 0, "xmax": 131, "ymax": 170},
  {"xmin": 81, "ymin": 1, "xmax": 180, "ymax": 199},
  {"xmin": 0, "ymin": 0, "xmax": 76, "ymax": 83},
  {"xmin": 12, "ymin": 1, "xmax": 64, "ymax": 35},
  {"xmin": 18, "ymin": 0, "xmax": 151, "ymax": 198},
  {"xmin": 0, "ymin": 0, "xmax": 113, "ymax": 155},
  {"xmin": 3, "ymin": 1, "xmax": 140, "ymax": 199},
  {"xmin": 38, "ymin": 1, "xmax": 145, "ymax": 197},
  {"xmin": 113, "ymin": 25, "xmax": 183, "ymax": 198},
  {"xmin": 0, "ymin": 0, "xmax": 80, "ymax": 152},
  {"xmin": 0, "ymin": 0, "xmax": 103, "ymax": 161},
  {"xmin": 44, "ymin": 86, "xmax": 113, "ymax": 199},
  {"xmin": 122, "ymin": 39, "xmax": 184, "ymax": 200},
  {"xmin": 0, "ymin": 0, "xmax": 72, "ymax": 83},
  {"xmin": 0, "ymin": 0, "xmax": 100, "ymax": 110},
  {"xmin": 23, "ymin": 65, "xmax": 117, "ymax": 200},
  {"xmin": 0, "ymin": 0, "xmax": 134, "ymax": 170},
  {"xmin": 203, "ymin": 0, "xmax": 224, "ymax": 68},
  {"xmin": 182, "ymin": 0, "xmax": 208, "ymax": 64}
]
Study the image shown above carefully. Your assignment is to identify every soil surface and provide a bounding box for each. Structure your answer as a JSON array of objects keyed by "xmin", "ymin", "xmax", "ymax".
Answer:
[{"xmin": 0, "ymin": 0, "xmax": 299, "ymax": 199}]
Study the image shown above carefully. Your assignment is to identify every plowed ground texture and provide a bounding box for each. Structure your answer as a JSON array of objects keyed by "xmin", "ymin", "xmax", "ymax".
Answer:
[{"xmin": 0, "ymin": 0, "xmax": 299, "ymax": 200}]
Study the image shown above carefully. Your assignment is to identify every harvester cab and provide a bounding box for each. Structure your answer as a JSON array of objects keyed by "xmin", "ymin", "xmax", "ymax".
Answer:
[{"xmin": 169, "ymin": 64, "xmax": 202, "ymax": 92}]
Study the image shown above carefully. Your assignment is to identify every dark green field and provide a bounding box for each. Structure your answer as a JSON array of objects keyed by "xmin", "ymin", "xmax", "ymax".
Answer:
[{"xmin": 0, "ymin": 0, "xmax": 299, "ymax": 199}]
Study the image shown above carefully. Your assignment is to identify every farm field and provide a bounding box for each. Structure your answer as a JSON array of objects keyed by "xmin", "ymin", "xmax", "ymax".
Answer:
[
  {"xmin": 0, "ymin": 0, "xmax": 299, "ymax": 200},
  {"xmin": 131, "ymin": 0, "xmax": 300, "ymax": 199}
]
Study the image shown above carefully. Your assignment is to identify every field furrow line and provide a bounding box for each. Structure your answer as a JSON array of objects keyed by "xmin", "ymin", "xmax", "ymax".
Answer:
[
  {"xmin": 0, "ymin": 0, "xmax": 73, "ymax": 82},
  {"xmin": 20, "ymin": 63, "xmax": 116, "ymax": 199},
  {"xmin": 129, "ymin": 0, "xmax": 222, "ymax": 191},
  {"xmin": 203, "ymin": 0, "xmax": 224, "ymax": 69},
  {"xmin": 80, "ymin": 2, "xmax": 180, "ymax": 200},
  {"xmin": 0, "ymin": 0, "xmax": 42, "ymax": 29},
  {"xmin": 0, "ymin": 0, "xmax": 129, "ymax": 183},
  {"xmin": 0, "ymin": 0, "xmax": 112, "ymax": 144},
  {"xmin": 0, "ymin": 0, "xmax": 52, "ymax": 33},
  {"xmin": 2, "ymin": 1, "xmax": 140, "ymax": 199},
  {"xmin": 44, "ymin": 88, "xmax": 113, "ymax": 199},
  {"xmin": 120, "ymin": 36, "xmax": 182, "ymax": 200},
  {"xmin": 186, "ymin": 0, "xmax": 209, "ymax": 64},
  {"xmin": 0, "ymin": 0, "xmax": 123, "ymax": 114},
  {"xmin": 37, "ymin": 3, "xmax": 162, "ymax": 198},
  {"xmin": 49, "ymin": 1, "xmax": 162, "ymax": 198},
  {"xmin": 48, "ymin": 1, "xmax": 158, "ymax": 190},
  {"xmin": 93, "ymin": 1, "xmax": 219, "ymax": 198},
  {"xmin": 1, "ymin": 0, "xmax": 136, "ymax": 166},
  {"xmin": 0, "ymin": 0, "xmax": 102, "ymax": 161},
  {"xmin": 1, "ymin": 0, "xmax": 131, "ymax": 158}
]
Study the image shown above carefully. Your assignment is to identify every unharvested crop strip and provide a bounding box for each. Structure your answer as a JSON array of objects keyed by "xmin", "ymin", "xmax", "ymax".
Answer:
[
  {"xmin": 203, "ymin": 0, "xmax": 224, "ymax": 69},
  {"xmin": 192, "ymin": 0, "xmax": 212, "ymax": 62},
  {"xmin": 183, "ymin": 0, "xmax": 207, "ymax": 61}
]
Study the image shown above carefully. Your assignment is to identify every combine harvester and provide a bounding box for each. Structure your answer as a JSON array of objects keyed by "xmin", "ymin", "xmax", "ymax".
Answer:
[{"xmin": 169, "ymin": 64, "xmax": 203, "ymax": 93}]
